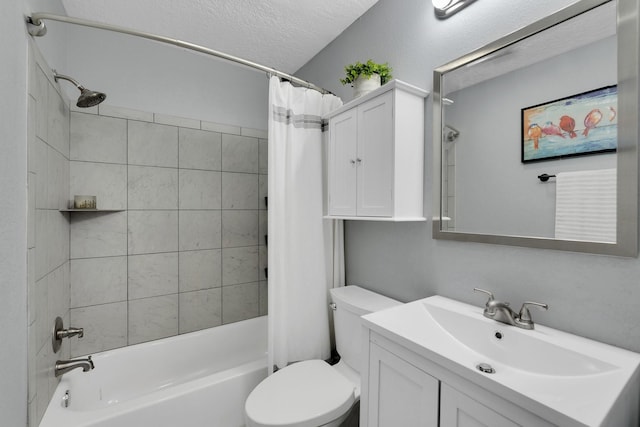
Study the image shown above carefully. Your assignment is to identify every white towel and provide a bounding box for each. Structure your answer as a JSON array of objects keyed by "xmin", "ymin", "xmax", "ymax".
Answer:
[{"xmin": 555, "ymin": 168, "xmax": 616, "ymax": 243}]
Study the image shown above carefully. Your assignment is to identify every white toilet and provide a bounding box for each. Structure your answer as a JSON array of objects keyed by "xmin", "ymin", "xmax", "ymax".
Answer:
[{"xmin": 245, "ymin": 285, "xmax": 401, "ymax": 427}]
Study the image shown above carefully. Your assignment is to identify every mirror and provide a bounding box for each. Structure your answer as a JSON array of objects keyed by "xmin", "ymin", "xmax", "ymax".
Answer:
[{"xmin": 432, "ymin": 0, "xmax": 638, "ymax": 256}]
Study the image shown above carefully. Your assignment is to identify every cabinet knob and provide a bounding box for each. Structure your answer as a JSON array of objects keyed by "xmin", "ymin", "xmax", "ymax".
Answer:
[
  {"xmin": 350, "ymin": 159, "xmax": 356, "ymax": 165},
  {"xmin": 356, "ymin": 158, "xmax": 362, "ymax": 163}
]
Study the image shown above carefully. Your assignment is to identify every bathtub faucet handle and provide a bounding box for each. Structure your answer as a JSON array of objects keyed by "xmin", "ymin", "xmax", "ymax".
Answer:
[
  {"xmin": 52, "ymin": 316, "xmax": 85, "ymax": 353},
  {"xmin": 57, "ymin": 326, "xmax": 84, "ymax": 339}
]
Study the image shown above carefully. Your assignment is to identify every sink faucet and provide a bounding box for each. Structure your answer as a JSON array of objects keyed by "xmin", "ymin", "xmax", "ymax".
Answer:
[
  {"xmin": 474, "ymin": 288, "xmax": 548, "ymax": 330},
  {"xmin": 55, "ymin": 356, "xmax": 95, "ymax": 377}
]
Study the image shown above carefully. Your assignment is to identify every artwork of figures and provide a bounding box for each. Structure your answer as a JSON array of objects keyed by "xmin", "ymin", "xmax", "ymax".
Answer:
[{"xmin": 521, "ymin": 85, "xmax": 617, "ymax": 163}]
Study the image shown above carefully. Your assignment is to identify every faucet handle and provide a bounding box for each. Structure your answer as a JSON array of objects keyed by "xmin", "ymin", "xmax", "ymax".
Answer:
[
  {"xmin": 518, "ymin": 301, "xmax": 549, "ymax": 323},
  {"xmin": 473, "ymin": 288, "xmax": 494, "ymax": 305}
]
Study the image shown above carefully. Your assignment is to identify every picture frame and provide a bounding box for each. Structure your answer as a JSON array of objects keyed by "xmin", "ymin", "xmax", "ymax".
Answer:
[{"xmin": 521, "ymin": 85, "xmax": 617, "ymax": 163}]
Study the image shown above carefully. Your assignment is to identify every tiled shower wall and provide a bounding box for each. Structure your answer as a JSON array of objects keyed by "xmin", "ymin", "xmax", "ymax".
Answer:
[
  {"xmin": 27, "ymin": 42, "xmax": 72, "ymax": 426},
  {"xmin": 67, "ymin": 105, "xmax": 268, "ymax": 357}
]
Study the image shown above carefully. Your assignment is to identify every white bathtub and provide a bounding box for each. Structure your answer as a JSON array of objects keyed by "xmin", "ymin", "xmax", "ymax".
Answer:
[{"xmin": 41, "ymin": 316, "xmax": 267, "ymax": 427}]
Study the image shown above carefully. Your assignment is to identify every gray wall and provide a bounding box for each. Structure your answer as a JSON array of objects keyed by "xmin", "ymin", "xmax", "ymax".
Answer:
[
  {"xmin": 297, "ymin": 0, "xmax": 640, "ymax": 353},
  {"xmin": 1, "ymin": 1, "xmax": 28, "ymax": 426}
]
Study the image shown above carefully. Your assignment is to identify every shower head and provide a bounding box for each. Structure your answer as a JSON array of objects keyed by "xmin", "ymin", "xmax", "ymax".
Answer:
[{"xmin": 53, "ymin": 71, "xmax": 106, "ymax": 108}]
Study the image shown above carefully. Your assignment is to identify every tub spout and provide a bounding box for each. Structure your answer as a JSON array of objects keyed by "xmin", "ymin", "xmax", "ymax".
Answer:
[{"xmin": 55, "ymin": 356, "xmax": 94, "ymax": 377}]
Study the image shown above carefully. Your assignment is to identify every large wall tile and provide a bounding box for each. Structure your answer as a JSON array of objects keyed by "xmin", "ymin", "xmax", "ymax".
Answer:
[
  {"xmin": 99, "ymin": 105, "xmax": 153, "ymax": 122},
  {"xmin": 70, "ymin": 113, "xmax": 127, "ymax": 164},
  {"xmin": 259, "ymin": 281, "xmax": 268, "ymax": 316},
  {"xmin": 33, "ymin": 138, "xmax": 48, "ymax": 209},
  {"xmin": 35, "ymin": 210, "xmax": 48, "ymax": 281},
  {"xmin": 222, "ymin": 282, "xmax": 259, "ymax": 324},
  {"xmin": 47, "ymin": 84, "xmax": 70, "ymax": 158},
  {"xmin": 70, "ymin": 257, "xmax": 127, "ymax": 307},
  {"xmin": 34, "ymin": 66, "xmax": 49, "ymax": 142},
  {"xmin": 222, "ymin": 246, "xmax": 259, "ymax": 285},
  {"xmin": 179, "ymin": 210, "xmax": 221, "ymax": 251},
  {"xmin": 70, "ymin": 211, "xmax": 127, "ymax": 258},
  {"xmin": 46, "ymin": 148, "xmax": 66, "ymax": 210},
  {"xmin": 69, "ymin": 302, "xmax": 128, "ymax": 357},
  {"xmin": 70, "ymin": 162, "xmax": 127, "ymax": 210},
  {"xmin": 128, "ymin": 121, "xmax": 178, "ymax": 167},
  {"xmin": 128, "ymin": 210, "xmax": 178, "ymax": 255},
  {"xmin": 201, "ymin": 121, "xmax": 241, "ymax": 135},
  {"xmin": 34, "ymin": 275, "xmax": 49, "ymax": 352},
  {"xmin": 222, "ymin": 172, "xmax": 259, "ymax": 209},
  {"xmin": 222, "ymin": 210, "xmax": 259, "ymax": 247},
  {"xmin": 179, "ymin": 288, "xmax": 222, "ymax": 334},
  {"xmin": 128, "ymin": 165, "xmax": 178, "ymax": 209},
  {"xmin": 128, "ymin": 295, "xmax": 179, "ymax": 345},
  {"xmin": 179, "ymin": 128, "xmax": 222, "ymax": 171},
  {"xmin": 179, "ymin": 249, "xmax": 222, "ymax": 292},
  {"xmin": 222, "ymin": 134, "xmax": 259, "ymax": 173},
  {"xmin": 154, "ymin": 113, "xmax": 199, "ymax": 129},
  {"xmin": 128, "ymin": 252, "xmax": 179, "ymax": 299},
  {"xmin": 178, "ymin": 169, "xmax": 221, "ymax": 209},
  {"xmin": 259, "ymin": 139, "xmax": 268, "ymax": 175},
  {"xmin": 47, "ymin": 263, "xmax": 69, "ymax": 327}
]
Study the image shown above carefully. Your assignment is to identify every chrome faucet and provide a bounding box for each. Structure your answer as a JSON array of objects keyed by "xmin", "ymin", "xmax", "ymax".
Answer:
[
  {"xmin": 474, "ymin": 288, "xmax": 548, "ymax": 330},
  {"xmin": 55, "ymin": 356, "xmax": 95, "ymax": 377}
]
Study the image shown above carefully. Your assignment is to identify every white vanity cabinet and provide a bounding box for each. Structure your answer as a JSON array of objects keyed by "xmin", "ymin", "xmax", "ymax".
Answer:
[
  {"xmin": 361, "ymin": 332, "xmax": 555, "ymax": 427},
  {"xmin": 325, "ymin": 80, "xmax": 428, "ymax": 221}
]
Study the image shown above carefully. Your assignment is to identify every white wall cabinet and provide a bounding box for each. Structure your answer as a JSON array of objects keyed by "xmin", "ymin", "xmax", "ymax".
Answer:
[
  {"xmin": 325, "ymin": 80, "xmax": 428, "ymax": 221},
  {"xmin": 361, "ymin": 333, "xmax": 554, "ymax": 427}
]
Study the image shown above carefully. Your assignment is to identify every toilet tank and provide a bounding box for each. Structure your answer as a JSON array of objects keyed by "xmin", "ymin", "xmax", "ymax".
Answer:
[{"xmin": 329, "ymin": 286, "xmax": 401, "ymax": 373}]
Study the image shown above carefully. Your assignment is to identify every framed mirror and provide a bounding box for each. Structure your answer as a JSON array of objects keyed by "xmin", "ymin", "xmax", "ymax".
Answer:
[{"xmin": 432, "ymin": 0, "xmax": 639, "ymax": 256}]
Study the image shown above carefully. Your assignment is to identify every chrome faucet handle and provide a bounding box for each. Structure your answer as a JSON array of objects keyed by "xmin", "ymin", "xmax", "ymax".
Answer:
[
  {"xmin": 518, "ymin": 301, "xmax": 549, "ymax": 321},
  {"xmin": 517, "ymin": 301, "xmax": 549, "ymax": 329},
  {"xmin": 473, "ymin": 288, "xmax": 494, "ymax": 304}
]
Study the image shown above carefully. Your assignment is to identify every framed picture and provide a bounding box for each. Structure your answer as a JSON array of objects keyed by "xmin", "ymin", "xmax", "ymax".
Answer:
[{"xmin": 521, "ymin": 85, "xmax": 617, "ymax": 163}]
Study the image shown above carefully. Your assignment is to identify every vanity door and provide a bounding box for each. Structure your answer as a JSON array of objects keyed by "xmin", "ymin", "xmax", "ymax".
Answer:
[
  {"xmin": 367, "ymin": 343, "xmax": 439, "ymax": 426},
  {"xmin": 440, "ymin": 383, "xmax": 554, "ymax": 427}
]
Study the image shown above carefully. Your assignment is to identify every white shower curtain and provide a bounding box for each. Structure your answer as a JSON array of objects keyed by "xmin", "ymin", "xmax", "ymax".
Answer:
[{"xmin": 268, "ymin": 76, "xmax": 343, "ymax": 372}]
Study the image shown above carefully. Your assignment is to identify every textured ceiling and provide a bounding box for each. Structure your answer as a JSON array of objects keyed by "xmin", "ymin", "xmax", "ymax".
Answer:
[{"xmin": 60, "ymin": 0, "xmax": 379, "ymax": 74}]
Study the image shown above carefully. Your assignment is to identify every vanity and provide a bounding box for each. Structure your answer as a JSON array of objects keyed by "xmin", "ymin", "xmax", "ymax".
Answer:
[{"xmin": 360, "ymin": 295, "xmax": 640, "ymax": 426}]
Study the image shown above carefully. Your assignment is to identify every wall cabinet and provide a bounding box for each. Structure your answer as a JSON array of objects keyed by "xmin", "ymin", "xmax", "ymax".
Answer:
[{"xmin": 324, "ymin": 80, "xmax": 428, "ymax": 221}]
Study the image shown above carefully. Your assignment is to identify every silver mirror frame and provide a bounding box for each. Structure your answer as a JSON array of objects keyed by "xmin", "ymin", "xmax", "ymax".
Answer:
[{"xmin": 432, "ymin": 0, "xmax": 639, "ymax": 257}]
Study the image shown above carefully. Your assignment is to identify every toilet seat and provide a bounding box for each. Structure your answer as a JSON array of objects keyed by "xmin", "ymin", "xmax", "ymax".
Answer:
[{"xmin": 245, "ymin": 360, "xmax": 356, "ymax": 427}]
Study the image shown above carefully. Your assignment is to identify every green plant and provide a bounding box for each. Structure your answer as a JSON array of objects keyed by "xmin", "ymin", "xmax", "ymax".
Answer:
[{"xmin": 339, "ymin": 60, "xmax": 393, "ymax": 86}]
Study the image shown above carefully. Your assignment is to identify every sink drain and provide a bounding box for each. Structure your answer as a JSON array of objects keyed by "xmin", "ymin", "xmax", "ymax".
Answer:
[{"xmin": 476, "ymin": 363, "xmax": 495, "ymax": 374}]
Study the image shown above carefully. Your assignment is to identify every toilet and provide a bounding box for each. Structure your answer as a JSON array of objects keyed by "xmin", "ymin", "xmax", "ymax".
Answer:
[{"xmin": 245, "ymin": 285, "xmax": 401, "ymax": 427}]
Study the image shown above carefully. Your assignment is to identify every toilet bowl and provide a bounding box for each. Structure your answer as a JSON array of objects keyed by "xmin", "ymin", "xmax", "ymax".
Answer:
[{"xmin": 244, "ymin": 286, "xmax": 401, "ymax": 427}]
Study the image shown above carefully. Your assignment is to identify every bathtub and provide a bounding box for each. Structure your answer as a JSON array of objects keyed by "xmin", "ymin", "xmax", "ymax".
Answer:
[{"xmin": 41, "ymin": 316, "xmax": 267, "ymax": 427}]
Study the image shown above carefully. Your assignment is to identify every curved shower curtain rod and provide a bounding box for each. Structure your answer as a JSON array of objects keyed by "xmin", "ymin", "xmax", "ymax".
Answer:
[{"xmin": 26, "ymin": 12, "xmax": 332, "ymax": 95}]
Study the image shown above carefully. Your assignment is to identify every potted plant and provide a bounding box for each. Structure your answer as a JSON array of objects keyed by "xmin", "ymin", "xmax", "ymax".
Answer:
[{"xmin": 340, "ymin": 60, "xmax": 393, "ymax": 98}]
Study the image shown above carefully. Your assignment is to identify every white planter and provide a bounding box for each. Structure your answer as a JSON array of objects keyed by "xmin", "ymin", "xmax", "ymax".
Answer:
[{"xmin": 353, "ymin": 73, "xmax": 381, "ymax": 98}]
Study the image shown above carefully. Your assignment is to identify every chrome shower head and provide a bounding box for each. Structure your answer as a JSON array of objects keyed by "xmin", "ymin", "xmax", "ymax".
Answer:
[
  {"xmin": 53, "ymin": 71, "xmax": 106, "ymax": 108},
  {"xmin": 77, "ymin": 88, "xmax": 107, "ymax": 108}
]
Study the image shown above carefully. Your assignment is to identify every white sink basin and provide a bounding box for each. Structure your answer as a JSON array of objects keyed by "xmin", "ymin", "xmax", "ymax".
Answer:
[
  {"xmin": 423, "ymin": 301, "xmax": 617, "ymax": 377},
  {"xmin": 362, "ymin": 295, "xmax": 640, "ymax": 426}
]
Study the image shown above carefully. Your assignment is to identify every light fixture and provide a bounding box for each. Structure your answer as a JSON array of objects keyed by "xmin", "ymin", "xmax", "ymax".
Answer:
[{"xmin": 432, "ymin": 0, "xmax": 477, "ymax": 19}]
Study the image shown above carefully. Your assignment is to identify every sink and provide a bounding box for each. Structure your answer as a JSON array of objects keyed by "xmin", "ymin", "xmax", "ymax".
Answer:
[
  {"xmin": 422, "ymin": 300, "xmax": 617, "ymax": 376},
  {"xmin": 361, "ymin": 295, "xmax": 640, "ymax": 426}
]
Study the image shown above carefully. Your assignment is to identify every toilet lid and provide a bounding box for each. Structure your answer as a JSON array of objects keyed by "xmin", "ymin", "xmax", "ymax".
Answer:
[{"xmin": 245, "ymin": 360, "xmax": 356, "ymax": 427}]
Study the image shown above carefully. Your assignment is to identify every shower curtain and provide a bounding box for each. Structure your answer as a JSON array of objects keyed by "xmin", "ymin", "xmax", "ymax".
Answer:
[{"xmin": 268, "ymin": 76, "xmax": 343, "ymax": 372}]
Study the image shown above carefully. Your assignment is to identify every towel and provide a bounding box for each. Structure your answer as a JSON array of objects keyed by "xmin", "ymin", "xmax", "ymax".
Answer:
[{"xmin": 554, "ymin": 168, "xmax": 616, "ymax": 243}]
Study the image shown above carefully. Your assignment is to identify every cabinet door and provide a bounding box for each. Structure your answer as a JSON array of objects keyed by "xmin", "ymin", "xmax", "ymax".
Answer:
[
  {"xmin": 356, "ymin": 91, "xmax": 394, "ymax": 217},
  {"xmin": 440, "ymin": 383, "xmax": 521, "ymax": 427},
  {"xmin": 328, "ymin": 108, "xmax": 358, "ymax": 216},
  {"xmin": 367, "ymin": 343, "xmax": 439, "ymax": 427}
]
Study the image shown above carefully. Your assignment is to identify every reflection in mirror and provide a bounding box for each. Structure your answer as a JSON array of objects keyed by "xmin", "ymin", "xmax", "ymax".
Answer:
[{"xmin": 433, "ymin": 0, "xmax": 638, "ymax": 256}]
